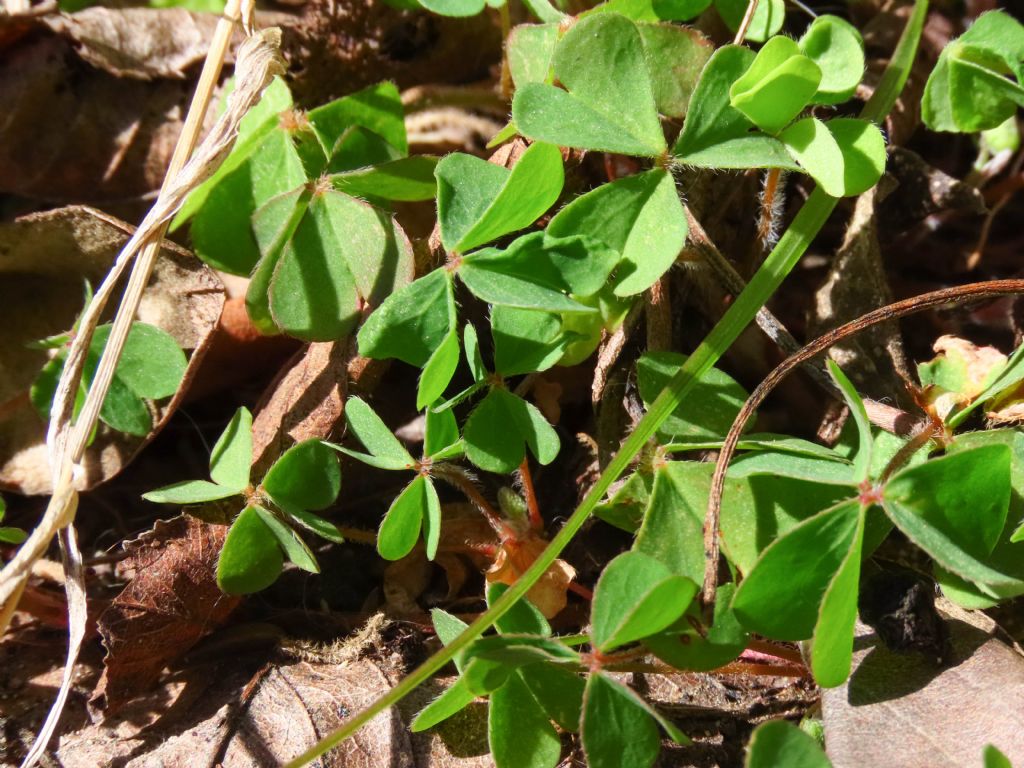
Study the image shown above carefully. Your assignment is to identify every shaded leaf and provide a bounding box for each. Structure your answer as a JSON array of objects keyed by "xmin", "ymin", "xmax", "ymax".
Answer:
[
  {"xmin": 262, "ymin": 439, "xmax": 341, "ymax": 512},
  {"xmin": 633, "ymin": 462, "xmax": 706, "ymax": 583},
  {"xmin": 591, "ymin": 551, "xmax": 698, "ymax": 651},
  {"xmin": 465, "ymin": 388, "xmax": 559, "ymax": 473},
  {"xmin": 713, "ymin": 0, "xmax": 784, "ymax": 43},
  {"xmin": 581, "ymin": 673, "xmax": 661, "ymax": 768},
  {"xmin": 217, "ymin": 506, "xmax": 284, "ymax": 595},
  {"xmin": 883, "ymin": 445, "xmax": 1012, "ymax": 586},
  {"xmin": 489, "ymin": 672, "xmax": 562, "ymax": 768},
  {"xmin": 358, "ymin": 269, "xmax": 454, "ymax": 367},
  {"xmin": 645, "ymin": 583, "xmax": 747, "ymax": 671},
  {"xmin": 637, "ymin": 351, "xmax": 748, "ymax": 441},
  {"xmin": 268, "ymin": 190, "xmax": 414, "ymax": 342},
  {"xmin": 331, "ymin": 156, "xmax": 438, "ymax": 201},
  {"xmin": 209, "ymin": 406, "xmax": 253, "ymax": 491},
  {"xmin": 253, "ymin": 505, "xmax": 320, "ymax": 573}
]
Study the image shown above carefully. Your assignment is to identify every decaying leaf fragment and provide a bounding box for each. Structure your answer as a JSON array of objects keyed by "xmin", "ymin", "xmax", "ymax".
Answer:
[
  {"xmin": 918, "ymin": 335, "xmax": 1007, "ymax": 421},
  {"xmin": 90, "ymin": 515, "xmax": 240, "ymax": 714},
  {"xmin": 486, "ymin": 533, "xmax": 575, "ymax": 619},
  {"xmin": 0, "ymin": 206, "xmax": 224, "ymax": 495},
  {"xmin": 41, "ymin": 7, "xmax": 223, "ymax": 80}
]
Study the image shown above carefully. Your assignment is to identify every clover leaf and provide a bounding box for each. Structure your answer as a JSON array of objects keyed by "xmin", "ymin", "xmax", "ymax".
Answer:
[
  {"xmin": 32, "ymin": 321, "xmax": 187, "ymax": 438},
  {"xmin": 436, "ymin": 142, "xmax": 564, "ymax": 253},
  {"xmin": 144, "ymin": 408, "xmax": 342, "ymax": 594},
  {"xmin": 590, "ymin": 551, "xmax": 698, "ymax": 652},
  {"xmin": 922, "ymin": 10, "xmax": 1024, "ymax": 133},
  {"xmin": 328, "ymin": 397, "xmax": 460, "ymax": 561},
  {"xmin": 514, "ymin": 14, "xmax": 667, "ymax": 157},
  {"xmin": 798, "ymin": 15, "xmax": 866, "ymax": 105},
  {"xmin": 729, "ymin": 36, "xmax": 822, "ymax": 135}
]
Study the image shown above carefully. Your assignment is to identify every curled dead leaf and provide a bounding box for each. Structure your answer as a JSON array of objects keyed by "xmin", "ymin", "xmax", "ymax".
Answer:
[
  {"xmin": 920, "ymin": 335, "xmax": 1007, "ymax": 422},
  {"xmin": 486, "ymin": 533, "xmax": 575, "ymax": 619},
  {"xmin": 0, "ymin": 206, "xmax": 225, "ymax": 495},
  {"xmin": 91, "ymin": 515, "xmax": 240, "ymax": 715}
]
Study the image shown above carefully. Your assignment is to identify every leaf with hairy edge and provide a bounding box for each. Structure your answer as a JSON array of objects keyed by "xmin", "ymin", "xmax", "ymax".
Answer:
[
  {"xmin": 674, "ymin": 45, "xmax": 798, "ymax": 169},
  {"xmin": 513, "ymin": 14, "xmax": 666, "ymax": 157},
  {"xmin": 591, "ymin": 551, "xmax": 697, "ymax": 651},
  {"xmin": 546, "ymin": 170, "xmax": 687, "ymax": 296},
  {"xmin": 436, "ymin": 143, "xmax": 564, "ymax": 253}
]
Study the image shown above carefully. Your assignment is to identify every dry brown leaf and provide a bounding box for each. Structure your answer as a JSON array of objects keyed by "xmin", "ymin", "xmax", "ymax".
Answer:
[
  {"xmin": 0, "ymin": 4, "xmax": 499, "ymax": 205},
  {"xmin": 249, "ymin": 340, "xmax": 388, "ymax": 475},
  {"xmin": 90, "ymin": 515, "xmax": 240, "ymax": 715},
  {"xmin": 0, "ymin": 206, "xmax": 224, "ymax": 495},
  {"xmin": 42, "ymin": 7, "xmax": 223, "ymax": 79},
  {"xmin": 64, "ymin": 657, "xmax": 414, "ymax": 766},
  {"xmin": 486, "ymin": 533, "xmax": 575, "ymax": 619},
  {"xmin": 0, "ymin": 29, "xmax": 211, "ymax": 204},
  {"xmin": 58, "ymin": 611, "xmax": 492, "ymax": 767},
  {"xmin": 921, "ymin": 336, "xmax": 1008, "ymax": 421},
  {"xmin": 250, "ymin": 341, "xmax": 350, "ymax": 475},
  {"xmin": 822, "ymin": 600, "xmax": 1024, "ymax": 767},
  {"xmin": 811, "ymin": 182, "xmax": 912, "ymax": 406}
]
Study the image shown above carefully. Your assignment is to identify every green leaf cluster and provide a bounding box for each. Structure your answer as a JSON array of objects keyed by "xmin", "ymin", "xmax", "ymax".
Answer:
[
  {"xmin": 412, "ymin": 585, "xmax": 585, "ymax": 768},
  {"xmin": 506, "ymin": 13, "xmax": 882, "ymax": 197},
  {"xmin": 412, "ymin": 582, "xmax": 689, "ymax": 768},
  {"xmin": 327, "ymin": 397, "xmax": 461, "ymax": 561},
  {"xmin": 144, "ymin": 408, "xmax": 342, "ymax": 594},
  {"xmin": 727, "ymin": 363, "xmax": 1017, "ymax": 687},
  {"xmin": 31, "ymin": 321, "xmax": 187, "ymax": 437},
  {"xmin": 922, "ymin": 11, "xmax": 1024, "ymax": 133},
  {"xmin": 177, "ymin": 78, "xmax": 427, "ymax": 341}
]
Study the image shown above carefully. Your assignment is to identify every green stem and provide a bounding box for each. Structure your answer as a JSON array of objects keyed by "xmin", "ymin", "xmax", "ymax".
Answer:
[{"xmin": 284, "ymin": 3, "xmax": 927, "ymax": 764}]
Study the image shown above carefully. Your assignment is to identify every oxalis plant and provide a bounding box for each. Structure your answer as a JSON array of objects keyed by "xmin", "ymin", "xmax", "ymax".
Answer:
[
  {"xmin": 132, "ymin": 0, "xmax": 1024, "ymax": 766},
  {"xmin": 31, "ymin": 284, "xmax": 188, "ymax": 438},
  {"xmin": 145, "ymin": 408, "xmax": 342, "ymax": 593}
]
